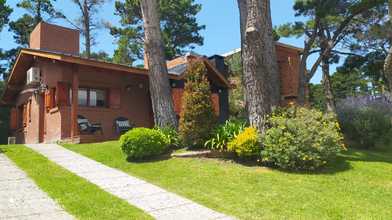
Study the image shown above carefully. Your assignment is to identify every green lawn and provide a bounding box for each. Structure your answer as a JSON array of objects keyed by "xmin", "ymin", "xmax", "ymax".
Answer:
[
  {"xmin": 0, "ymin": 145, "xmax": 151, "ymax": 220},
  {"xmin": 64, "ymin": 141, "xmax": 392, "ymax": 219}
]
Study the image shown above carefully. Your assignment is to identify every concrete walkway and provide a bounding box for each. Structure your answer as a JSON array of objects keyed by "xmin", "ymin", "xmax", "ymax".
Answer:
[
  {"xmin": 0, "ymin": 154, "xmax": 74, "ymax": 220},
  {"xmin": 26, "ymin": 144, "xmax": 234, "ymax": 220}
]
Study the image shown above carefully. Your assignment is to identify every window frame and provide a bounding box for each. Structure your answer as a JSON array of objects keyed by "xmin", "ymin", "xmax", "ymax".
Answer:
[{"xmin": 78, "ymin": 87, "xmax": 108, "ymax": 108}]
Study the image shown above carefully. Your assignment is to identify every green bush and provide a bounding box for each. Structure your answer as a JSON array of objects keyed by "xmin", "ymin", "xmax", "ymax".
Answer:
[
  {"xmin": 261, "ymin": 107, "xmax": 345, "ymax": 171},
  {"xmin": 228, "ymin": 127, "xmax": 261, "ymax": 159},
  {"xmin": 120, "ymin": 128, "xmax": 169, "ymax": 160},
  {"xmin": 204, "ymin": 119, "xmax": 246, "ymax": 151},
  {"xmin": 154, "ymin": 126, "xmax": 180, "ymax": 148},
  {"xmin": 179, "ymin": 60, "xmax": 217, "ymax": 148},
  {"xmin": 337, "ymin": 98, "xmax": 392, "ymax": 149}
]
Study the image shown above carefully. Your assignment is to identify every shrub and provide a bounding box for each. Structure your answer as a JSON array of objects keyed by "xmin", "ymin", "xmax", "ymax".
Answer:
[
  {"xmin": 261, "ymin": 107, "xmax": 345, "ymax": 171},
  {"xmin": 337, "ymin": 96, "xmax": 392, "ymax": 149},
  {"xmin": 154, "ymin": 126, "xmax": 180, "ymax": 148},
  {"xmin": 120, "ymin": 128, "xmax": 169, "ymax": 160},
  {"xmin": 204, "ymin": 119, "xmax": 246, "ymax": 151},
  {"xmin": 179, "ymin": 60, "xmax": 217, "ymax": 148},
  {"xmin": 228, "ymin": 127, "xmax": 261, "ymax": 158}
]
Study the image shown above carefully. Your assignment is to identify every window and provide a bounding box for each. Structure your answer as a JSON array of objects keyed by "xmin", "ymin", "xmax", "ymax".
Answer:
[
  {"xmin": 78, "ymin": 88, "xmax": 107, "ymax": 108},
  {"xmin": 45, "ymin": 88, "xmax": 56, "ymax": 110},
  {"xmin": 78, "ymin": 89, "xmax": 88, "ymax": 106},
  {"xmin": 90, "ymin": 89, "xmax": 106, "ymax": 107}
]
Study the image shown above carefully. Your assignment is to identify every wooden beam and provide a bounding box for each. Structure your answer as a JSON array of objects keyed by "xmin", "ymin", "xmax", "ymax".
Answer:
[{"xmin": 71, "ymin": 67, "xmax": 79, "ymax": 139}]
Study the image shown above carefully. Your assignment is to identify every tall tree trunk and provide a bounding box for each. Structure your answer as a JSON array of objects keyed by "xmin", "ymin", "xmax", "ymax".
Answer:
[
  {"xmin": 384, "ymin": 51, "xmax": 392, "ymax": 92},
  {"xmin": 239, "ymin": 0, "xmax": 279, "ymax": 134},
  {"xmin": 237, "ymin": 0, "xmax": 248, "ymax": 116},
  {"xmin": 140, "ymin": 0, "xmax": 178, "ymax": 128},
  {"xmin": 237, "ymin": 0, "xmax": 247, "ymax": 45},
  {"xmin": 262, "ymin": 0, "xmax": 280, "ymax": 106},
  {"xmin": 321, "ymin": 57, "xmax": 336, "ymax": 113},
  {"xmin": 297, "ymin": 54, "xmax": 308, "ymax": 105},
  {"xmin": 384, "ymin": 0, "xmax": 392, "ymax": 93},
  {"xmin": 83, "ymin": 0, "xmax": 91, "ymax": 58}
]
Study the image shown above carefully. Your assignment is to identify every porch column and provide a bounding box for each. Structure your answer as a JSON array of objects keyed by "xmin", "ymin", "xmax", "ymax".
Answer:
[{"xmin": 71, "ymin": 71, "xmax": 79, "ymax": 139}]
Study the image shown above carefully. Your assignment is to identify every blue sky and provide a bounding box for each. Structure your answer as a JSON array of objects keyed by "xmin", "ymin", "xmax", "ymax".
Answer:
[{"xmin": 0, "ymin": 0, "xmax": 326, "ymax": 83}]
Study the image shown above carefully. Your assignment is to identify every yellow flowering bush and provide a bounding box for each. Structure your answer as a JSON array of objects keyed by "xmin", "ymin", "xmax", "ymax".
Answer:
[
  {"xmin": 228, "ymin": 127, "xmax": 261, "ymax": 158},
  {"xmin": 261, "ymin": 107, "xmax": 345, "ymax": 171}
]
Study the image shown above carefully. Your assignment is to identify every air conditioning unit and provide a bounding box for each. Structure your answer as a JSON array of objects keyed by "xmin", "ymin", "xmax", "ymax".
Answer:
[{"xmin": 26, "ymin": 67, "xmax": 40, "ymax": 85}]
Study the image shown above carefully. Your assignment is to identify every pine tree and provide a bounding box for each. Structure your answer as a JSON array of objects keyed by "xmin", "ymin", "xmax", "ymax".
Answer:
[
  {"xmin": 140, "ymin": 0, "xmax": 178, "ymax": 128},
  {"xmin": 237, "ymin": 0, "xmax": 279, "ymax": 134},
  {"xmin": 68, "ymin": 0, "xmax": 109, "ymax": 58},
  {"xmin": 110, "ymin": 0, "xmax": 205, "ymax": 64},
  {"xmin": 179, "ymin": 60, "xmax": 217, "ymax": 148}
]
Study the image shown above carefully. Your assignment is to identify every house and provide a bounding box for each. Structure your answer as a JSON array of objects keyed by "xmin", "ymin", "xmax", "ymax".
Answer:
[
  {"xmin": 0, "ymin": 22, "xmax": 301, "ymax": 144},
  {"xmin": 222, "ymin": 42, "xmax": 303, "ymax": 106}
]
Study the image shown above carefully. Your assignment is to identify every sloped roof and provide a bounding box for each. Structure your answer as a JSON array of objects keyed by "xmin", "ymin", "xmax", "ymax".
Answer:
[
  {"xmin": 168, "ymin": 63, "xmax": 188, "ymax": 76},
  {"xmin": 221, "ymin": 42, "xmax": 303, "ymax": 57},
  {"xmin": 2, "ymin": 48, "xmax": 230, "ymax": 104}
]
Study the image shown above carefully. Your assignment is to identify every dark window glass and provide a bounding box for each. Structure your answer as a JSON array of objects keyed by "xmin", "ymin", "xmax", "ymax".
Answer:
[
  {"xmin": 89, "ymin": 89, "xmax": 106, "ymax": 107},
  {"xmin": 78, "ymin": 88, "xmax": 107, "ymax": 107}
]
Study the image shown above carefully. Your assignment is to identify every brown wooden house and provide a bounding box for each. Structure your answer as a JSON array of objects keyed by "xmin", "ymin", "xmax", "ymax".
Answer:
[{"xmin": 1, "ymin": 22, "xmax": 301, "ymax": 144}]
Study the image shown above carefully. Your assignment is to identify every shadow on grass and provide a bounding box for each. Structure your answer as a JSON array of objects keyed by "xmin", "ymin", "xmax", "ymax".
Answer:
[
  {"xmin": 340, "ymin": 147, "xmax": 392, "ymax": 164},
  {"xmin": 126, "ymin": 152, "xmax": 172, "ymax": 163},
  {"xmin": 206, "ymin": 151, "xmax": 353, "ymax": 175},
  {"xmin": 270, "ymin": 147, "xmax": 392, "ymax": 175}
]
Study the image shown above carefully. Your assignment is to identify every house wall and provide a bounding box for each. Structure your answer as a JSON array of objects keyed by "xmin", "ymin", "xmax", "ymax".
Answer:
[
  {"xmin": 73, "ymin": 65, "xmax": 154, "ymax": 141},
  {"xmin": 276, "ymin": 45, "xmax": 301, "ymax": 104},
  {"xmin": 13, "ymin": 91, "xmax": 40, "ymax": 144},
  {"xmin": 12, "ymin": 58, "xmax": 155, "ymax": 144},
  {"xmin": 170, "ymin": 78, "xmax": 229, "ymax": 123},
  {"xmin": 40, "ymin": 59, "xmax": 154, "ymax": 142}
]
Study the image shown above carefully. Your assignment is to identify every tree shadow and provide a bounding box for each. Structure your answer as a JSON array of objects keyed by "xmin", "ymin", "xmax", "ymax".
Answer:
[
  {"xmin": 282, "ymin": 156, "xmax": 353, "ymax": 175},
  {"xmin": 126, "ymin": 152, "xmax": 172, "ymax": 163},
  {"xmin": 269, "ymin": 147, "xmax": 392, "ymax": 175},
  {"xmin": 340, "ymin": 147, "xmax": 392, "ymax": 164},
  {"xmin": 207, "ymin": 151, "xmax": 353, "ymax": 175}
]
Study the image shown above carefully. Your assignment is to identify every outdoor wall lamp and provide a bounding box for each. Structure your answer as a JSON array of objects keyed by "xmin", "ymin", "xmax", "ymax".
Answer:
[
  {"xmin": 33, "ymin": 83, "xmax": 48, "ymax": 96},
  {"xmin": 125, "ymin": 85, "xmax": 132, "ymax": 92}
]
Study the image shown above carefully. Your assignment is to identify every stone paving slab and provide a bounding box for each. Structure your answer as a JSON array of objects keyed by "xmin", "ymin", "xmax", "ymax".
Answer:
[
  {"xmin": 0, "ymin": 154, "xmax": 74, "ymax": 220},
  {"xmin": 26, "ymin": 144, "xmax": 235, "ymax": 220}
]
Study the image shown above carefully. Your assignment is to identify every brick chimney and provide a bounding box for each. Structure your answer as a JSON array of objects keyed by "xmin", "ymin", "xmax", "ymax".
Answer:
[{"xmin": 29, "ymin": 22, "xmax": 80, "ymax": 55}]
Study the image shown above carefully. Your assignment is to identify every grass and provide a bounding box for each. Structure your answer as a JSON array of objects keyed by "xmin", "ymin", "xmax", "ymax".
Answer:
[
  {"xmin": 0, "ymin": 145, "xmax": 152, "ymax": 220},
  {"xmin": 64, "ymin": 141, "xmax": 392, "ymax": 219}
]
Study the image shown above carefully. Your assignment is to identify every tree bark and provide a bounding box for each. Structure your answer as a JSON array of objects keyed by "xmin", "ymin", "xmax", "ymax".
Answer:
[
  {"xmin": 321, "ymin": 57, "xmax": 336, "ymax": 113},
  {"xmin": 239, "ymin": 0, "xmax": 279, "ymax": 134},
  {"xmin": 237, "ymin": 0, "xmax": 247, "ymax": 45},
  {"xmin": 297, "ymin": 17, "xmax": 319, "ymax": 106},
  {"xmin": 384, "ymin": 0, "xmax": 392, "ymax": 93},
  {"xmin": 263, "ymin": 0, "xmax": 280, "ymax": 106},
  {"xmin": 140, "ymin": 0, "xmax": 178, "ymax": 128},
  {"xmin": 83, "ymin": 0, "xmax": 91, "ymax": 58},
  {"xmin": 297, "ymin": 52, "xmax": 309, "ymax": 105}
]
